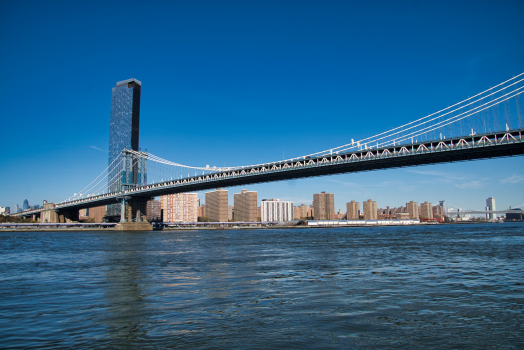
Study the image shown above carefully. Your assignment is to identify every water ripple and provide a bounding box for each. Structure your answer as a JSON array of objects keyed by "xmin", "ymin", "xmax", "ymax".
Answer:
[{"xmin": 0, "ymin": 223, "xmax": 523, "ymax": 349}]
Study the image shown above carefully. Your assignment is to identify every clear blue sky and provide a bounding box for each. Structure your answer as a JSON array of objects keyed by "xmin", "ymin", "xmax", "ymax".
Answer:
[{"xmin": 1, "ymin": 0, "xmax": 523, "ymax": 212}]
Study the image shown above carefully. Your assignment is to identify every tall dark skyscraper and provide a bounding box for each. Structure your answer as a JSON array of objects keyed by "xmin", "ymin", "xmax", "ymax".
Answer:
[
  {"xmin": 107, "ymin": 78, "xmax": 142, "ymax": 217},
  {"xmin": 22, "ymin": 199, "xmax": 30, "ymax": 211}
]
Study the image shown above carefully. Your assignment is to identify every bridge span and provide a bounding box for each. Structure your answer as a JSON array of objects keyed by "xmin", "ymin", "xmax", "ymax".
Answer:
[{"xmin": 15, "ymin": 129, "xmax": 524, "ymax": 220}]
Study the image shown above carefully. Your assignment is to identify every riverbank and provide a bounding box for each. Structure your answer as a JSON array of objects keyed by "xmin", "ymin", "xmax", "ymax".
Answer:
[{"xmin": 0, "ymin": 220, "xmax": 499, "ymax": 232}]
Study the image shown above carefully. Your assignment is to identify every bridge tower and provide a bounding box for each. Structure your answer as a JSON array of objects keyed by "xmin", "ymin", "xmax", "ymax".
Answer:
[{"xmin": 115, "ymin": 149, "xmax": 152, "ymax": 230}]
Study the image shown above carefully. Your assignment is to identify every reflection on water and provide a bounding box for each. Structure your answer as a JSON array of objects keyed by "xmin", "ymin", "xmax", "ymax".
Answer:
[
  {"xmin": 0, "ymin": 223, "xmax": 523, "ymax": 349},
  {"xmin": 103, "ymin": 232, "xmax": 149, "ymax": 345}
]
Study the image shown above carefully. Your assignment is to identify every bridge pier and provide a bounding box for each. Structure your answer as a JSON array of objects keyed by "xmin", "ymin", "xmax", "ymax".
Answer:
[
  {"xmin": 115, "ymin": 196, "xmax": 152, "ymax": 231},
  {"xmin": 53, "ymin": 209, "xmax": 79, "ymax": 223},
  {"xmin": 41, "ymin": 203, "xmax": 59, "ymax": 223}
]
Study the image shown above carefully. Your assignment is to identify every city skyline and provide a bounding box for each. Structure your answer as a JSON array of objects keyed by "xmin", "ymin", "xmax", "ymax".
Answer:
[{"xmin": 1, "ymin": 1, "xmax": 523, "ymax": 212}]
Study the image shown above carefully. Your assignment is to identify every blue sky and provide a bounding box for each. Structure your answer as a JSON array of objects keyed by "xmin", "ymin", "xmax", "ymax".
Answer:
[{"xmin": 1, "ymin": 0, "xmax": 523, "ymax": 212}]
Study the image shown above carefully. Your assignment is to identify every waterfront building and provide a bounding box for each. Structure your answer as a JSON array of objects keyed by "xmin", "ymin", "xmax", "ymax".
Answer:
[
  {"xmin": 228, "ymin": 206, "xmax": 234, "ymax": 221},
  {"xmin": 205, "ymin": 188, "xmax": 228, "ymax": 222},
  {"xmin": 420, "ymin": 201, "xmax": 433, "ymax": 219},
  {"xmin": 146, "ymin": 199, "xmax": 161, "ymax": 222},
  {"xmin": 234, "ymin": 190, "xmax": 257, "ymax": 222},
  {"xmin": 107, "ymin": 78, "xmax": 142, "ymax": 217},
  {"xmin": 23, "ymin": 199, "xmax": 29, "ymax": 211},
  {"xmin": 261, "ymin": 199, "xmax": 293, "ymax": 222},
  {"xmin": 79, "ymin": 206, "xmax": 106, "ymax": 222},
  {"xmin": 439, "ymin": 200, "xmax": 447, "ymax": 215},
  {"xmin": 197, "ymin": 205, "xmax": 206, "ymax": 218},
  {"xmin": 301, "ymin": 204, "xmax": 309, "ymax": 218},
  {"xmin": 335, "ymin": 209, "xmax": 346, "ymax": 220},
  {"xmin": 293, "ymin": 206, "xmax": 302, "ymax": 220},
  {"xmin": 294, "ymin": 204, "xmax": 312, "ymax": 219},
  {"xmin": 378, "ymin": 206, "xmax": 395, "ymax": 220},
  {"xmin": 346, "ymin": 200, "xmax": 360, "ymax": 220},
  {"xmin": 406, "ymin": 201, "xmax": 419, "ymax": 219},
  {"xmin": 363, "ymin": 199, "xmax": 377, "ymax": 220},
  {"xmin": 396, "ymin": 213, "xmax": 410, "ymax": 219},
  {"xmin": 506, "ymin": 208, "xmax": 523, "ymax": 221},
  {"xmin": 161, "ymin": 193, "xmax": 198, "ymax": 222},
  {"xmin": 433, "ymin": 205, "xmax": 444, "ymax": 217},
  {"xmin": 486, "ymin": 197, "xmax": 496, "ymax": 220},
  {"xmin": 0, "ymin": 207, "xmax": 9, "ymax": 215},
  {"xmin": 313, "ymin": 192, "xmax": 335, "ymax": 220}
]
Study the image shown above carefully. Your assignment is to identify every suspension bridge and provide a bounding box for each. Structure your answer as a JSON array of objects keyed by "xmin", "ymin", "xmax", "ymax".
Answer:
[{"xmin": 14, "ymin": 73, "xmax": 524, "ymax": 227}]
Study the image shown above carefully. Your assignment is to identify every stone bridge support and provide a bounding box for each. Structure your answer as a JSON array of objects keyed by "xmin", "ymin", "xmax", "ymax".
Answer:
[
  {"xmin": 41, "ymin": 203, "xmax": 59, "ymax": 223},
  {"xmin": 115, "ymin": 196, "xmax": 153, "ymax": 231},
  {"xmin": 58, "ymin": 210, "xmax": 79, "ymax": 223}
]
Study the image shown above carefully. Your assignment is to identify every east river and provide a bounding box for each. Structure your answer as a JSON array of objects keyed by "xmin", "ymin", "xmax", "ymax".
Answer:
[{"xmin": 1, "ymin": 223, "xmax": 523, "ymax": 349}]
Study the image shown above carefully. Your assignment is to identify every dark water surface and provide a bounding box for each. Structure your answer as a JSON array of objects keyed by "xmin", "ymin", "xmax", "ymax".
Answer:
[{"xmin": 1, "ymin": 223, "xmax": 523, "ymax": 349}]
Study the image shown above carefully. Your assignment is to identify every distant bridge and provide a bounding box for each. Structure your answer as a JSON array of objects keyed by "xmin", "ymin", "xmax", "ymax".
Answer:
[{"xmin": 447, "ymin": 209, "xmax": 523, "ymax": 215}]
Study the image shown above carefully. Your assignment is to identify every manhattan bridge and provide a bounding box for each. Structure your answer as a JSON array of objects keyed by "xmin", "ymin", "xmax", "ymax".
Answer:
[{"xmin": 15, "ymin": 73, "xmax": 524, "ymax": 225}]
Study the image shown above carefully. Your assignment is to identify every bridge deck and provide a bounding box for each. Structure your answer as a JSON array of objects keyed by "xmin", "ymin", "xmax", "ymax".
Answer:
[{"xmin": 15, "ymin": 129, "xmax": 524, "ymax": 215}]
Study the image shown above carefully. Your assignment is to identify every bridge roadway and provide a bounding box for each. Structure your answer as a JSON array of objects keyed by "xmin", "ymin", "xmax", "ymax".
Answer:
[{"xmin": 16, "ymin": 129, "xmax": 524, "ymax": 217}]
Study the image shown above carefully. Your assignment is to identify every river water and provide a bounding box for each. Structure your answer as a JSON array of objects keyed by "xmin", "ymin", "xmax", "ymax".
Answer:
[{"xmin": 1, "ymin": 223, "xmax": 523, "ymax": 349}]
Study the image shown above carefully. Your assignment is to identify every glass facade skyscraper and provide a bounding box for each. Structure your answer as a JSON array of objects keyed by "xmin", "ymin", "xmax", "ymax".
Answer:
[{"xmin": 107, "ymin": 78, "xmax": 142, "ymax": 217}]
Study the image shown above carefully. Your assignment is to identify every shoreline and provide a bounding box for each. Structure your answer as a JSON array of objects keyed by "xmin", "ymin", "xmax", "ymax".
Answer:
[{"xmin": 0, "ymin": 220, "xmax": 512, "ymax": 232}]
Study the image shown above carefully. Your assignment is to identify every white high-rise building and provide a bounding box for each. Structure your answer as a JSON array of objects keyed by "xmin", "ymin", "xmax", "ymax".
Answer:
[
  {"xmin": 486, "ymin": 197, "xmax": 496, "ymax": 220},
  {"xmin": 261, "ymin": 199, "xmax": 293, "ymax": 222}
]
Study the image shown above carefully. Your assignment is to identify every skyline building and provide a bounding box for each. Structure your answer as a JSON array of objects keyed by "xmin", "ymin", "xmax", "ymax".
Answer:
[
  {"xmin": 313, "ymin": 192, "xmax": 335, "ymax": 220},
  {"xmin": 146, "ymin": 199, "xmax": 161, "ymax": 222},
  {"xmin": 346, "ymin": 200, "xmax": 360, "ymax": 220},
  {"xmin": 197, "ymin": 205, "xmax": 206, "ymax": 218},
  {"xmin": 420, "ymin": 201, "xmax": 433, "ymax": 219},
  {"xmin": 161, "ymin": 193, "xmax": 198, "ymax": 222},
  {"xmin": 261, "ymin": 199, "xmax": 293, "ymax": 222},
  {"xmin": 433, "ymin": 205, "xmax": 444, "ymax": 217},
  {"xmin": 293, "ymin": 206, "xmax": 301, "ymax": 220},
  {"xmin": 363, "ymin": 199, "xmax": 377, "ymax": 220},
  {"xmin": 486, "ymin": 197, "xmax": 496, "ymax": 220},
  {"xmin": 107, "ymin": 78, "xmax": 142, "ymax": 217},
  {"xmin": 23, "ymin": 199, "xmax": 29, "ymax": 211},
  {"xmin": 234, "ymin": 189, "xmax": 257, "ymax": 222},
  {"xmin": 228, "ymin": 205, "xmax": 234, "ymax": 221},
  {"xmin": 205, "ymin": 188, "xmax": 228, "ymax": 222},
  {"xmin": 406, "ymin": 201, "xmax": 419, "ymax": 219},
  {"xmin": 293, "ymin": 204, "xmax": 313, "ymax": 219}
]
